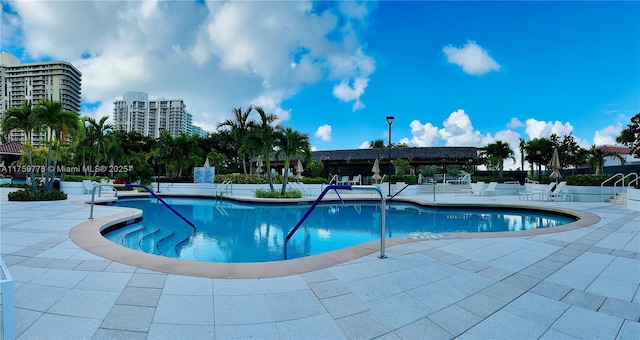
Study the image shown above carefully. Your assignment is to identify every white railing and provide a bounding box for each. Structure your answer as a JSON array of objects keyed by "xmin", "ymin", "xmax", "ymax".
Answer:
[
  {"xmin": 216, "ymin": 181, "xmax": 233, "ymax": 197},
  {"xmin": 600, "ymin": 173, "xmax": 639, "ymax": 202},
  {"xmin": 1, "ymin": 256, "xmax": 15, "ymax": 340}
]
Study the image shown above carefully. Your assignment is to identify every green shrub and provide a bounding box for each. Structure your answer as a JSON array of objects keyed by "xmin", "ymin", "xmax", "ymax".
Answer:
[
  {"xmin": 0, "ymin": 183, "xmax": 29, "ymax": 188},
  {"xmin": 565, "ymin": 174, "xmax": 616, "ymax": 186},
  {"xmin": 8, "ymin": 189, "xmax": 67, "ymax": 201},
  {"xmin": 390, "ymin": 174, "xmax": 417, "ymax": 184},
  {"xmin": 300, "ymin": 177, "xmax": 330, "ymax": 184},
  {"xmin": 254, "ymin": 189, "xmax": 303, "ymax": 198},
  {"xmin": 61, "ymin": 175, "xmax": 106, "ymax": 182},
  {"xmin": 474, "ymin": 176, "xmax": 519, "ymax": 184}
]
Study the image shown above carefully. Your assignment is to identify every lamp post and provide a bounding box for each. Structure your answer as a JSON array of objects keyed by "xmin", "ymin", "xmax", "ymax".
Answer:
[
  {"xmin": 157, "ymin": 128, "xmax": 165, "ymax": 193},
  {"xmin": 536, "ymin": 150, "xmax": 542, "ymax": 183},
  {"xmin": 386, "ymin": 115, "xmax": 394, "ymax": 197}
]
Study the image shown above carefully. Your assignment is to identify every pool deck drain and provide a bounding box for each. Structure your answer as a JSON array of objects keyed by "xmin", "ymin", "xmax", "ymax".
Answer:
[{"xmin": 1, "ymin": 188, "xmax": 638, "ymax": 339}]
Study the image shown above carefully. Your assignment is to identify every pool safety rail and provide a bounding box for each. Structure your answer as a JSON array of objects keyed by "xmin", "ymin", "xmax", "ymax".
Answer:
[
  {"xmin": 88, "ymin": 184, "xmax": 196, "ymax": 232},
  {"xmin": 284, "ymin": 185, "xmax": 388, "ymax": 260}
]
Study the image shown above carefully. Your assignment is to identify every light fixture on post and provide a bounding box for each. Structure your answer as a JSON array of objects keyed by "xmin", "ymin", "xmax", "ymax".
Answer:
[
  {"xmin": 386, "ymin": 115, "xmax": 394, "ymax": 197},
  {"xmin": 157, "ymin": 127, "xmax": 165, "ymax": 193}
]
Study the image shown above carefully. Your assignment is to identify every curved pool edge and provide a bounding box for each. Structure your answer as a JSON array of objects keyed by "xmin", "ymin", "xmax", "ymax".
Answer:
[{"xmin": 69, "ymin": 196, "xmax": 601, "ymax": 279}]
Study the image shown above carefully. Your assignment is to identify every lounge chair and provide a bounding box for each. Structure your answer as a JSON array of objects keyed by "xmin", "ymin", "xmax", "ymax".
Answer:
[
  {"xmin": 82, "ymin": 180, "xmax": 96, "ymax": 194},
  {"xmin": 519, "ymin": 182, "xmax": 555, "ymax": 201},
  {"xmin": 538, "ymin": 181, "xmax": 570, "ymax": 201},
  {"xmin": 479, "ymin": 182, "xmax": 499, "ymax": 196},
  {"xmin": 348, "ymin": 175, "xmax": 362, "ymax": 186},
  {"xmin": 461, "ymin": 181, "xmax": 485, "ymax": 195},
  {"xmin": 338, "ymin": 176, "xmax": 350, "ymax": 185}
]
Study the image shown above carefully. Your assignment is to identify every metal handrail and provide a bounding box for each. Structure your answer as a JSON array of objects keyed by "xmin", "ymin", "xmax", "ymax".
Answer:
[
  {"xmin": 216, "ymin": 180, "xmax": 232, "ymax": 197},
  {"xmin": 601, "ymin": 173, "xmax": 624, "ymax": 202},
  {"xmin": 284, "ymin": 185, "xmax": 388, "ymax": 260},
  {"xmin": 88, "ymin": 183, "xmax": 196, "ymax": 233},
  {"xmin": 612, "ymin": 172, "xmax": 638, "ymax": 201},
  {"xmin": 329, "ymin": 174, "xmax": 339, "ymax": 185},
  {"xmin": 389, "ymin": 183, "xmax": 411, "ymax": 200},
  {"xmin": 88, "ymin": 183, "xmax": 121, "ymax": 220}
]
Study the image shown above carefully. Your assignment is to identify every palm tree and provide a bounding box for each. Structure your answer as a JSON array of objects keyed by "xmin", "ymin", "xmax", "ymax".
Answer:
[
  {"xmin": 251, "ymin": 106, "xmax": 278, "ymax": 190},
  {"xmin": 481, "ymin": 141, "xmax": 515, "ymax": 177},
  {"xmin": 217, "ymin": 106, "xmax": 254, "ymax": 174},
  {"xmin": 587, "ymin": 145, "xmax": 626, "ymax": 175},
  {"xmin": 524, "ymin": 138, "xmax": 555, "ymax": 182},
  {"xmin": 83, "ymin": 116, "xmax": 112, "ymax": 176},
  {"xmin": 34, "ymin": 100, "xmax": 79, "ymax": 191},
  {"xmin": 1, "ymin": 100, "xmax": 42, "ymax": 191},
  {"xmin": 274, "ymin": 127, "xmax": 311, "ymax": 195}
]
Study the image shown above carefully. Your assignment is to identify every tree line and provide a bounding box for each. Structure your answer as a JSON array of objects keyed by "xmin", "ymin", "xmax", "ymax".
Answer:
[{"xmin": 2, "ymin": 101, "xmax": 311, "ymax": 195}]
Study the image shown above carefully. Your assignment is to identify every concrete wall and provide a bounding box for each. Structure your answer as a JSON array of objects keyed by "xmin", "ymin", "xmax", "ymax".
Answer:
[{"xmin": 627, "ymin": 188, "xmax": 640, "ymax": 211}]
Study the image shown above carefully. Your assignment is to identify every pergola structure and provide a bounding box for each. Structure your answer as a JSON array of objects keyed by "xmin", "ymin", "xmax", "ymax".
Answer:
[{"xmin": 265, "ymin": 146, "xmax": 481, "ymax": 179}]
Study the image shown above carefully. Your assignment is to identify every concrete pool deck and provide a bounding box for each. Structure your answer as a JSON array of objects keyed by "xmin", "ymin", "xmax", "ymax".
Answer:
[{"xmin": 0, "ymin": 188, "xmax": 638, "ymax": 339}]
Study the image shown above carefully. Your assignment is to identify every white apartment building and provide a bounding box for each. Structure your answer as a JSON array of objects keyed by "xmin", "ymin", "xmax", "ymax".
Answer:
[
  {"xmin": 113, "ymin": 91, "xmax": 201, "ymax": 138},
  {"xmin": 0, "ymin": 53, "xmax": 82, "ymax": 146}
]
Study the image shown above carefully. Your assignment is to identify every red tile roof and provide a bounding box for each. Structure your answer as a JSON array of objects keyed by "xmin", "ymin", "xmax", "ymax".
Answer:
[
  {"xmin": 0, "ymin": 141, "xmax": 27, "ymax": 155},
  {"xmin": 596, "ymin": 145, "xmax": 632, "ymax": 155}
]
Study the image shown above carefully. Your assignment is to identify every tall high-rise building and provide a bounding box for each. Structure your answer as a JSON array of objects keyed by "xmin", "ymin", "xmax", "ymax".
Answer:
[
  {"xmin": 0, "ymin": 53, "xmax": 82, "ymax": 146},
  {"xmin": 113, "ymin": 91, "xmax": 204, "ymax": 138}
]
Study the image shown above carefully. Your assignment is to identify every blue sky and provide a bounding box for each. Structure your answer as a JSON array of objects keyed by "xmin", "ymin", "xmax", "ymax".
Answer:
[{"xmin": 2, "ymin": 1, "xmax": 639, "ymax": 169}]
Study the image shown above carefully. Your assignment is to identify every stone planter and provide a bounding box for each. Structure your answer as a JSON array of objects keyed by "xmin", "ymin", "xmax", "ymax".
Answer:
[{"xmin": 60, "ymin": 181, "xmax": 84, "ymax": 195}]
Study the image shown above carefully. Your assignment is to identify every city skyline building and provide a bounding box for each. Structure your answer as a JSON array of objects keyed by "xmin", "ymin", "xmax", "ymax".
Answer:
[
  {"xmin": 0, "ymin": 52, "xmax": 82, "ymax": 147},
  {"xmin": 113, "ymin": 91, "xmax": 205, "ymax": 138}
]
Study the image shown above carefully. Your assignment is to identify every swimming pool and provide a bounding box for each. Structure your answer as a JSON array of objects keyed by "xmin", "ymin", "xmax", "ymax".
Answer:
[{"xmin": 102, "ymin": 197, "xmax": 576, "ymax": 263}]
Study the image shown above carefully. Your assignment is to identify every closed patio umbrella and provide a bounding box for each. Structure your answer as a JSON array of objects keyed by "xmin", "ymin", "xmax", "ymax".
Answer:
[
  {"xmin": 549, "ymin": 148, "xmax": 562, "ymax": 183},
  {"xmin": 255, "ymin": 155, "xmax": 263, "ymax": 174},
  {"xmin": 295, "ymin": 159, "xmax": 304, "ymax": 179},
  {"xmin": 372, "ymin": 158, "xmax": 382, "ymax": 182},
  {"xmin": 203, "ymin": 157, "xmax": 210, "ymax": 167}
]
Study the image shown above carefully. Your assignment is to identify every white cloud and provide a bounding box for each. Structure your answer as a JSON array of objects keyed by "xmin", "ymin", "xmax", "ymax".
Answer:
[
  {"xmin": 524, "ymin": 118, "xmax": 574, "ymax": 140},
  {"xmin": 443, "ymin": 40, "xmax": 501, "ymax": 76},
  {"xmin": 402, "ymin": 120, "xmax": 440, "ymax": 147},
  {"xmin": 5, "ymin": 1, "xmax": 375, "ymax": 133},
  {"xmin": 507, "ymin": 117, "xmax": 524, "ymax": 129},
  {"xmin": 593, "ymin": 123, "xmax": 623, "ymax": 146},
  {"xmin": 332, "ymin": 77, "xmax": 368, "ymax": 111},
  {"xmin": 315, "ymin": 124, "xmax": 332, "ymax": 142},
  {"xmin": 358, "ymin": 141, "xmax": 370, "ymax": 149},
  {"xmin": 438, "ymin": 109, "xmax": 488, "ymax": 146}
]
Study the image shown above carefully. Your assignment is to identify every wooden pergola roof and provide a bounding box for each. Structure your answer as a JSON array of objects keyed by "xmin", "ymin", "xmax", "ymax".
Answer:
[{"xmin": 265, "ymin": 147, "xmax": 481, "ymax": 166}]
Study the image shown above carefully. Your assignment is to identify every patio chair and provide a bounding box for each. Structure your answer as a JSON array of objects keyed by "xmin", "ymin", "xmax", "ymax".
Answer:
[
  {"xmin": 82, "ymin": 180, "xmax": 96, "ymax": 194},
  {"xmin": 538, "ymin": 181, "xmax": 569, "ymax": 201},
  {"xmin": 519, "ymin": 182, "xmax": 555, "ymax": 201},
  {"xmin": 348, "ymin": 175, "xmax": 362, "ymax": 186},
  {"xmin": 479, "ymin": 182, "xmax": 499, "ymax": 196},
  {"xmin": 338, "ymin": 176, "xmax": 350, "ymax": 185},
  {"xmin": 461, "ymin": 181, "xmax": 485, "ymax": 195}
]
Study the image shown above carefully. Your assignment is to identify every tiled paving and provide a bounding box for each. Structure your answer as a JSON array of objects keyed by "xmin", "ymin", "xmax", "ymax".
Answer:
[{"xmin": 0, "ymin": 188, "xmax": 638, "ymax": 339}]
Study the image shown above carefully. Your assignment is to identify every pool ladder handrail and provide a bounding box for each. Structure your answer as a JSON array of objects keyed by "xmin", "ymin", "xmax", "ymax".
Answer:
[
  {"xmin": 88, "ymin": 183, "xmax": 196, "ymax": 233},
  {"xmin": 601, "ymin": 172, "xmax": 637, "ymax": 202},
  {"xmin": 284, "ymin": 184, "xmax": 387, "ymax": 260},
  {"xmin": 216, "ymin": 180, "xmax": 233, "ymax": 197}
]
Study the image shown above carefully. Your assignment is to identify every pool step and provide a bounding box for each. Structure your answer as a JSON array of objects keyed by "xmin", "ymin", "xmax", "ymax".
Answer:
[
  {"xmin": 139, "ymin": 226, "xmax": 175, "ymax": 255},
  {"xmin": 158, "ymin": 228, "xmax": 191, "ymax": 258},
  {"xmin": 106, "ymin": 225, "xmax": 146, "ymax": 246},
  {"xmin": 122, "ymin": 225, "xmax": 158, "ymax": 250}
]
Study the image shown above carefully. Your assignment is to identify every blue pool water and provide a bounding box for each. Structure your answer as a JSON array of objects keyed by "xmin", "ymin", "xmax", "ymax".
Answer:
[{"xmin": 102, "ymin": 197, "xmax": 576, "ymax": 263}]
